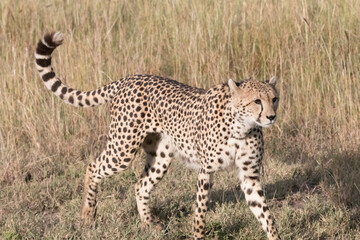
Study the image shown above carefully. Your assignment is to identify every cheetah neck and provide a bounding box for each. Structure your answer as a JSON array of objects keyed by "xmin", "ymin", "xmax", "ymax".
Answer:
[
  {"xmin": 224, "ymin": 106, "xmax": 257, "ymax": 139},
  {"xmin": 230, "ymin": 120, "xmax": 257, "ymax": 139}
]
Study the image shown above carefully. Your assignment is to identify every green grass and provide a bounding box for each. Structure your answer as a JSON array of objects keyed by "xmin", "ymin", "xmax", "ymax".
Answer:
[{"xmin": 0, "ymin": 0, "xmax": 359, "ymax": 239}]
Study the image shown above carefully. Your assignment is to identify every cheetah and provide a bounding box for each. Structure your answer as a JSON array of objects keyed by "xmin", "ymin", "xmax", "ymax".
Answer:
[{"xmin": 35, "ymin": 32, "xmax": 281, "ymax": 240}]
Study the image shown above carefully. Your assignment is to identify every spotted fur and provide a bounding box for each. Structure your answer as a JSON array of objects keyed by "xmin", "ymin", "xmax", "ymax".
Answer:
[{"xmin": 35, "ymin": 32, "xmax": 281, "ymax": 240}]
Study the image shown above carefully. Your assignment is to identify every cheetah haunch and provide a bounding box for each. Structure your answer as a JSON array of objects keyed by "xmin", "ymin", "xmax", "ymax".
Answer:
[{"xmin": 35, "ymin": 32, "xmax": 281, "ymax": 240}]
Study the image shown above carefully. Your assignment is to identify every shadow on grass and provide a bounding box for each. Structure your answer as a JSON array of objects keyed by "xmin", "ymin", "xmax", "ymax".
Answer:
[
  {"xmin": 209, "ymin": 149, "xmax": 360, "ymax": 210},
  {"xmin": 147, "ymin": 148, "xmax": 360, "ymax": 239}
]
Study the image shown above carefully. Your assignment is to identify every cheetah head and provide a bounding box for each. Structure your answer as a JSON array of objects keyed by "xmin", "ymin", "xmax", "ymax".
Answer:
[{"xmin": 228, "ymin": 77, "xmax": 279, "ymax": 128}]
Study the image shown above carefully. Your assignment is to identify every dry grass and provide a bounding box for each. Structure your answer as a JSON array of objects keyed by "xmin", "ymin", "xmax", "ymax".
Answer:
[{"xmin": 0, "ymin": 0, "xmax": 359, "ymax": 239}]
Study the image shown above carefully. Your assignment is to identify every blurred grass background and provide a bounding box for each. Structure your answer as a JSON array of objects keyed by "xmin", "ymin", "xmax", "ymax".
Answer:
[{"xmin": 0, "ymin": 0, "xmax": 359, "ymax": 239}]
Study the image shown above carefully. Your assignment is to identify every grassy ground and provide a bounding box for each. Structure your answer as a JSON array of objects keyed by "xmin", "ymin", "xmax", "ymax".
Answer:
[{"xmin": 1, "ymin": 0, "xmax": 359, "ymax": 239}]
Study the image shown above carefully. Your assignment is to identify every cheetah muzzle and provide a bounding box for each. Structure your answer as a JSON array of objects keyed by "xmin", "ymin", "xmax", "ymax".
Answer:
[{"xmin": 35, "ymin": 32, "xmax": 281, "ymax": 240}]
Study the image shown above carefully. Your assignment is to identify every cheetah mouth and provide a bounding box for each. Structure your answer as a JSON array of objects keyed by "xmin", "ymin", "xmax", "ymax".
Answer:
[{"xmin": 255, "ymin": 120, "xmax": 275, "ymax": 128}]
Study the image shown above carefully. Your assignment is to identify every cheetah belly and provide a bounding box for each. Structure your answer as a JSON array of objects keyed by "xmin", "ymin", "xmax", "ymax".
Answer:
[
  {"xmin": 205, "ymin": 142, "xmax": 237, "ymax": 172},
  {"xmin": 174, "ymin": 147, "xmax": 202, "ymax": 170},
  {"xmin": 176, "ymin": 141, "xmax": 238, "ymax": 172},
  {"xmin": 156, "ymin": 136, "xmax": 240, "ymax": 171},
  {"xmin": 175, "ymin": 138, "xmax": 238, "ymax": 171},
  {"xmin": 146, "ymin": 133, "xmax": 202, "ymax": 170}
]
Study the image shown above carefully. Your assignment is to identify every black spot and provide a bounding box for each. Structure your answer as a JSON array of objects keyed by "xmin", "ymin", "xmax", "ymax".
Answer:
[
  {"xmin": 51, "ymin": 80, "xmax": 62, "ymax": 92},
  {"xmin": 36, "ymin": 58, "xmax": 51, "ymax": 67},
  {"xmin": 36, "ymin": 40, "xmax": 54, "ymax": 55},
  {"xmin": 42, "ymin": 71, "xmax": 55, "ymax": 82},
  {"xmin": 249, "ymin": 201, "xmax": 260, "ymax": 208},
  {"xmin": 44, "ymin": 33, "xmax": 58, "ymax": 47},
  {"xmin": 249, "ymin": 176, "xmax": 259, "ymax": 180},
  {"xmin": 61, "ymin": 87, "xmax": 67, "ymax": 94}
]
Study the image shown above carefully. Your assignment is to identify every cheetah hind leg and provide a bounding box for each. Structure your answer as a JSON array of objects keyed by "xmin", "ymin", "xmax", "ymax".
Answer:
[
  {"xmin": 81, "ymin": 135, "xmax": 144, "ymax": 223},
  {"xmin": 135, "ymin": 134, "xmax": 173, "ymax": 230},
  {"xmin": 81, "ymin": 161, "xmax": 99, "ymax": 224}
]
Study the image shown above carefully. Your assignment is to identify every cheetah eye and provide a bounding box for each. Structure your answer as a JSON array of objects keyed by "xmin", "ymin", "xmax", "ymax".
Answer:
[
  {"xmin": 272, "ymin": 97, "xmax": 278, "ymax": 103},
  {"xmin": 254, "ymin": 99, "xmax": 262, "ymax": 105}
]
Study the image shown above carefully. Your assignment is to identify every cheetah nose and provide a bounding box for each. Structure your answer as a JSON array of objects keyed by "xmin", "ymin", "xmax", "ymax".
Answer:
[{"xmin": 266, "ymin": 115, "xmax": 276, "ymax": 121}]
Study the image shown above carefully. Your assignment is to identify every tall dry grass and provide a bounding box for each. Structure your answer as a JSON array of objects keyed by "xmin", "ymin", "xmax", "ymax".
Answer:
[{"xmin": 0, "ymin": 0, "xmax": 359, "ymax": 239}]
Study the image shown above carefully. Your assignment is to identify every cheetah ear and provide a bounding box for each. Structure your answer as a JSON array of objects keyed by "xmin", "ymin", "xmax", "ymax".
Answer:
[
  {"xmin": 228, "ymin": 79, "xmax": 238, "ymax": 95},
  {"xmin": 266, "ymin": 76, "xmax": 277, "ymax": 86}
]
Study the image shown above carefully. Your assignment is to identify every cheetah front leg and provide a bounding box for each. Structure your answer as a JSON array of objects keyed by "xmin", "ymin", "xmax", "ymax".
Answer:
[
  {"xmin": 235, "ymin": 131, "xmax": 281, "ymax": 239},
  {"xmin": 193, "ymin": 169, "xmax": 211, "ymax": 240}
]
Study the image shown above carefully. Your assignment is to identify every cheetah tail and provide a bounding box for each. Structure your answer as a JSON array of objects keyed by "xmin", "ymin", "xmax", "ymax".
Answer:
[{"xmin": 35, "ymin": 32, "xmax": 119, "ymax": 107}]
